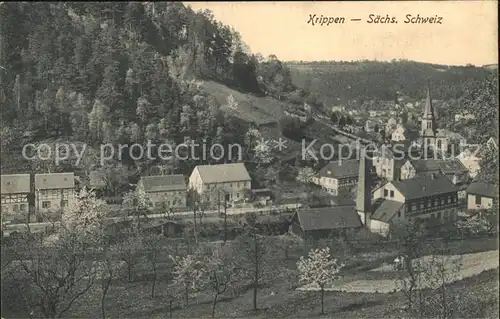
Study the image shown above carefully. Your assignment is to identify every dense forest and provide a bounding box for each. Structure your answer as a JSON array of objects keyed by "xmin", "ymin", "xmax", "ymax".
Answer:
[
  {"xmin": 0, "ymin": 2, "xmax": 304, "ymax": 177},
  {"xmin": 287, "ymin": 60, "xmax": 494, "ymax": 103}
]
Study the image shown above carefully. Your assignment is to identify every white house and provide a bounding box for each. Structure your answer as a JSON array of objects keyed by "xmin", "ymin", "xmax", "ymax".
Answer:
[
  {"xmin": 391, "ymin": 124, "xmax": 407, "ymax": 142},
  {"xmin": 188, "ymin": 163, "xmax": 251, "ymax": 205},
  {"xmin": 35, "ymin": 173, "xmax": 75, "ymax": 214}
]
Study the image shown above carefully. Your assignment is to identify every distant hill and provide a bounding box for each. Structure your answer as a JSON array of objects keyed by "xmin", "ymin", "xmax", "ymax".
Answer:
[
  {"xmin": 285, "ymin": 60, "xmax": 494, "ymax": 105},
  {"xmin": 483, "ymin": 64, "xmax": 498, "ymax": 70}
]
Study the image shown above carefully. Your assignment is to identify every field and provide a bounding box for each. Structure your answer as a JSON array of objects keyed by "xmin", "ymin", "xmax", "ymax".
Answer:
[{"xmin": 2, "ymin": 234, "xmax": 498, "ymax": 319}]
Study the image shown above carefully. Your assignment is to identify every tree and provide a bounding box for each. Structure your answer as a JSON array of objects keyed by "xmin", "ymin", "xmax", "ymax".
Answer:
[
  {"xmin": 203, "ymin": 244, "xmax": 240, "ymax": 318},
  {"xmin": 233, "ymin": 230, "xmax": 272, "ymax": 311},
  {"xmin": 171, "ymin": 252, "xmax": 205, "ymax": 307},
  {"xmin": 115, "ymin": 231, "xmax": 142, "ymax": 283},
  {"xmin": 8, "ymin": 229, "xmax": 98, "ymax": 318},
  {"xmin": 297, "ymin": 247, "xmax": 343, "ymax": 315},
  {"xmin": 142, "ymin": 233, "xmax": 164, "ymax": 298},
  {"xmin": 63, "ymin": 187, "xmax": 109, "ymax": 237}
]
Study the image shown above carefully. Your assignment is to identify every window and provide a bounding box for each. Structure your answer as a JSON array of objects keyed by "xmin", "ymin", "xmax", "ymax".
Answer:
[
  {"xmin": 441, "ymin": 199, "xmax": 445, "ymax": 205},
  {"xmin": 155, "ymin": 202, "xmax": 162, "ymax": 208},
  {"xmin": 13, "ymin": 205, "xmax": 18, "ymax": 212},
  {"xmin": 427, "ymin": 122, "xmax": 431, "ymax": 129},
  {"xmin": 52, "ymin": 190, "xmax": 58, "ymax": 197},
  {"xmin": 230, "ymin": 183, "xmax": 233, "ymax": 188},
  {"xmin": 390, "ymin": 190, "xmax": 394, "ymax": 198},
  {"xmin": 451, "ymin": 197, "xmax": 455, "ymax": 203},
  {"xmin": 62, "ymin": 200, "xmax": 68, "ymax": 207},
  {"xmin": 437, "ymin": 212, "xmax": 441, "ymax": 219},
  {"xmin": 384, "ymin": 189, "xmax": 388, "ymax": 197},
  {"xmin": 475, "ymin": 195, "xmax": 482, "ymax": 205},
  {"xmin": 412, "ymin": 204, "xmax": 417, "ymax": 211},
  {"xmin": 437, "ymin": 140, "xmax": 442, "ymax": 149},
  {"xmin": 20, "ymin": 204, "xmax": 26, "ymax": 211},
  {"xmin": 447, "ymin": 197, "xmax": 451, "ymax": 204},
  {"xmin": 236, "ymin": 193, "xmax": 240, "ymax": 198},
  {"xmin": 397, "ymin": 211, "xmax": 401, "ymax": 218},
  {"xmin": 431, "ymin": 213, "xmax": 435, "ymax": 219},
  {"xmin": 420, "ymin": 203, "xmax": 424, "ymax": 209},
  {"xmin": 42, "ymin": 201, "xmax": 51, "ymax": 208},
  {"xmin": 2, "ymin": 206, "xmax": 7, "ymax": 213}
]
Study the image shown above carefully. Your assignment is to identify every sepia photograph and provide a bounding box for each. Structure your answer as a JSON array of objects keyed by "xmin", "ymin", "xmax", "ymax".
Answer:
[{"xmin": 0, "ymin": 1, "xmax": 498, "ymax": 318}]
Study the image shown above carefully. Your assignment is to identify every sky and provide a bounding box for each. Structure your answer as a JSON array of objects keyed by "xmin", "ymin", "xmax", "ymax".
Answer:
[{"xmin": 185, "ymin": 1, "xmax": 498, "ymax": 66}]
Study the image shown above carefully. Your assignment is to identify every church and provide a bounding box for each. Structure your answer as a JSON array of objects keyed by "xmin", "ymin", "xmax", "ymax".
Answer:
[{"xmin": 419, "ymin": 87, "xmax": 449, "ymax": 156}]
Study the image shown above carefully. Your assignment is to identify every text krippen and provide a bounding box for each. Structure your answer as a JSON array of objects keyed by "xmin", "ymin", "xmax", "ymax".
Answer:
[{"xmin": 307, "ymin": 14, "xmax": 346, "ymax": 26}]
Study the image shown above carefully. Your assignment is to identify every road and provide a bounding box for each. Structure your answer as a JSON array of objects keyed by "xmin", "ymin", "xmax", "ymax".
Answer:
[{"xmin": 2, "ymin": 203, "xmax": 302, "ymax": 236}]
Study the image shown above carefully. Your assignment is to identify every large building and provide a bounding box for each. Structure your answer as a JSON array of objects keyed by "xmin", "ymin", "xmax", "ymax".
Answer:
[
  {"xmin": 188, "ymin": 163, "xmax": 251, "ymax": 204},
  {"xmin": 420, "ymin": 88, "xmax": 449, "ymax": 155},
  {"xmin": 1, "ymin": 174, "xmax": 31, "ymax": 222},
  {"xmin": 311, "ymin": 159, "xmax": 359, "ymax": 195},
  {"xmin": 357, "ymin": 150, "xmax": 462, "ymax": 236},
  {"xmin": 35, "ymin": 173, "xmax": 75, "ymax": 214},
  {"xmin": 138, "ymin": 174, "xmax": 187, "ymax": 209}
]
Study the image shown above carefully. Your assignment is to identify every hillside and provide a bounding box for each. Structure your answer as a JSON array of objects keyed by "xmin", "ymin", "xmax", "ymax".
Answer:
[
  {"xmin": 0, "ymin": 2, "xmax": 310, "ymax": 177},
  {"xmin": 286, "ymin": 60, "xmax": 494, "ymax": 105}
]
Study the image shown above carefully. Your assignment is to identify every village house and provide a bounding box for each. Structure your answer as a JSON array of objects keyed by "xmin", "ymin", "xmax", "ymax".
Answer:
[
  {"xmin": 139, "ymin": 174, "xmax": 187, "ymax": 209},
  {"xmin": 1, "ymin": 174, "xmax": 31, "ymax": 223},
  {"xmin": 290, "ymin": 206, "xmax": 363, "ymax": 242},
  {"xmin": 454, "ymin": 112, "xmax": 476, "ymax": 122},
  {"xmin": 357, "ymin": 151, "xmax": 462, "ymax": 236},
  {"xmin": 466, "ymin": 182, "xmax": 498, "ymax": 211},
  {"xmin": 188, "ymin": 163, "xmax": 251, "ymax": 205},
  {"xmin": 331, "ymin": 105, "xmax": 345, "ymax": 113},
  {"xmin": 311, "ymin": 159, "xmax": 359, "ymax": 196},
  {"xmin": 369, "ymin": 175, "xmax": 461, "ymax": 235},
  {"xmin": 35, "ymin": 173, "xmax": 75, "ymax": 214},
  {"xmin": 372, "ymin": 145, "xmax": 406, "ymax": 181},
  {"xmin": 391, "ymin": 124, "xmax": 408, "ymax": 142},
  {"xmin": 456, "ymin": 148, "xmax": 481, "ymax": 178}
]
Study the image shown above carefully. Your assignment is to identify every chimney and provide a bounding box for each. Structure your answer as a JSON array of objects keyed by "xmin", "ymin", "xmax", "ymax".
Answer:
[{"xmin": 356, "ymin": 148, "xmax": 373, "ymax": 226}]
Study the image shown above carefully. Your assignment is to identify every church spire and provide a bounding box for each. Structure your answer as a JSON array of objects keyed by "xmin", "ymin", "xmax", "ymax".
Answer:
[{"xmin": 423, "ymin": 86, "xmax": 435, "ymax": 120}]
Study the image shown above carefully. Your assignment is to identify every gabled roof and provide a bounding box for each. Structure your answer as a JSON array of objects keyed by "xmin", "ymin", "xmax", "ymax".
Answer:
[
  {"xmin": 390, "ymin": 175, "xmax": 458, "ymax": 200},
  {"xmin": 294, "ymin": 206, "xmax": 362, "ymax": 231},
  {"xmin": 0, "ymin": 174, "xmax": 31, "ymax": 194},
  {"xmin": 317, "ymin": 159, "xmax": 359, "ymax": 179},
  {"xmin": 194, "ymin": 163, "xmax": 251, "ymax": 184},
  {"xmin": 370, "ymin": 199, "xmax": 404, "ymax": 223},
  {"xmin": 466, "ymin": 182, "xmax": 498, "ymax": 198},
  {"xmin": 35, "ymin": 173, "xmax": 75, "ymax": 190},
  {"xmin": 141, "ymin": 175, "xmax": 186, "ymax": 192}
]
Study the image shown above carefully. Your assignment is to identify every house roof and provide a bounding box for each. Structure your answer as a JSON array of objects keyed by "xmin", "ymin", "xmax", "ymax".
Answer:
[
  {"xmin": 195, "ymin": 163, "xmax": 251, "ymax": 184},
  {"xmin": 391, "ymin": 175, "xmax": 458, "ymax": 200},
  {"xmin": 317, "ymin": 159, "xmax": 359, "ymax": 179},
  {"xmin": 1, "ymin": 174, "xmax": 31, "ymax": 194},
  {"xmin": 411, "ymin": 159, "xmax": 442, "ymax": 173},
  {"xmin": 295, "ymin": 206, "xmax": 362, "ymax": 231},
  {"xmin": 437, "ymin": 159, "xmax": 469, "ymax": 175},
  {"xmin": 370, "ymin": 198, "xmax": 404, "ymax": 223},
  {"xmin": 35, "ymin": 173, "xmax": 75, "ymax": 190},
  {"xmin": 466, "ymin": 182, "xmax": 498, "ymax": 198},
  {"xmin": 141, "ymin": 175, "xmax": 186, "ymax": 192}
]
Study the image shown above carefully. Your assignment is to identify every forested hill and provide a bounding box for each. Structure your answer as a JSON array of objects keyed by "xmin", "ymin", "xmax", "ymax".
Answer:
[
  {"xmin": 0, "ymin": 2, "xmax": 308, "ymax": 172},
  {"xmin": 286, "ymin": 60, "xmax": 495, "ymax": 104}
]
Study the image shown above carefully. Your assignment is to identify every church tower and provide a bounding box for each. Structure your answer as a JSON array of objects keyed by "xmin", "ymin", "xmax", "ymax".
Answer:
[{"xmin": 420, "ymin": 87, "xmax": 437, "ymax": 154}]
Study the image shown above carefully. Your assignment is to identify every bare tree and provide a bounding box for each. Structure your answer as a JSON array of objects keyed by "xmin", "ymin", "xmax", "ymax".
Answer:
[
  {"xmin": 142, "ymin": 233, "xmax": 164, "ymax": 298},
  {"xmin": 394, "ymin": 221, "xmax": 427, "ymax": 315},
  {"xmin": 233, "ymin": 226, "xmax": 272, "ymax": 311},
  {"xmin": 9, "ymin": 229, "xmax": 97, "ymax": 318},
  {"xmin": 203, "ymin": 244, "xmax": 241, "ymax": 318},
  {"xmin": 116, "ymin": 231, "xmax": 142, "ymax": 283}
]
